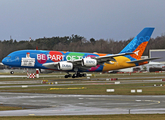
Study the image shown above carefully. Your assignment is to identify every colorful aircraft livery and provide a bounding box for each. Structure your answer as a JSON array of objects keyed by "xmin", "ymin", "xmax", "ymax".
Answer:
[{"xmin": 2, "ymin": 27, "xmax": 158, "ymax": 78}]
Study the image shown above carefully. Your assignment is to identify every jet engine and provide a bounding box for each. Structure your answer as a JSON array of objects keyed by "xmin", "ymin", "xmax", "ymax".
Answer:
[
  {"xmin": 57, "ymin": 62, "xmax": 73, "ymax": 70},
  {"xmin": 81, "ymin": 58, "xmax": 97, "ymax": 67}
]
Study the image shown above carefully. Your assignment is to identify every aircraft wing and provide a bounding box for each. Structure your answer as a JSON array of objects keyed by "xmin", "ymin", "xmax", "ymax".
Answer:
[
  {"xmin": 67, "ymin": 52, "xmax": 134, "ymax": 65},
  {"xmin": 126, "ymin": 57, "xmax": 159, "ymax": 64},
  {"xmin": 94, "ymin": 52, "xmax": 134, "ymax": 64}
]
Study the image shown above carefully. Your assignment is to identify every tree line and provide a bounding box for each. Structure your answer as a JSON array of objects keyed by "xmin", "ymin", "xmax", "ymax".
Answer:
[{"xmin": 0, "ymin": 34, "xmax": 165, "ymax": 61}]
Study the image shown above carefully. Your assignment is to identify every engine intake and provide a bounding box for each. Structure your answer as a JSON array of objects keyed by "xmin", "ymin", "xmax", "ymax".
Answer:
[
  {"xmin": 57, "ymin": 62, "xmax": 73, "ymax": 70},
  {"xmin": 81, "ymin": 58, "xmax": 97, "ymax": 67}
]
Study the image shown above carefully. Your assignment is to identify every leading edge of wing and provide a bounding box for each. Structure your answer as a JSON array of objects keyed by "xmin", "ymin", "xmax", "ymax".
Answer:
[
  {"xmin": 94, "ymin": 52, "xmax": 134, "ymax": 61},
  {"xmin": 126, "ymin": 57, "xmax": 160, "ymax": 64}
]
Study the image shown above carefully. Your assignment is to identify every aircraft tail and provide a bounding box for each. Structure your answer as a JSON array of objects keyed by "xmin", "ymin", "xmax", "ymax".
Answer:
[{"xmin": 120, "ymin": 27, "xmax": 154, "ymax": 60}]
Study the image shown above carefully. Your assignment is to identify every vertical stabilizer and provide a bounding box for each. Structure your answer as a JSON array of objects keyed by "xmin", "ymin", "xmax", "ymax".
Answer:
[{"xmin": 120, "ymin": 27, "xmax": 154, "ymax": 60}]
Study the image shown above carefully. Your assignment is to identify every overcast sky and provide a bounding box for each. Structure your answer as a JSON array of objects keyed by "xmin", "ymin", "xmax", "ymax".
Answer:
[{"xmin": 0, "ymin": 0, "xmax": 165, "ymax": 41}]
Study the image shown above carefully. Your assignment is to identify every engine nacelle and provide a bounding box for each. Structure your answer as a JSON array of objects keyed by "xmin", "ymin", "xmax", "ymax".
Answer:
[
  {"xmin": 57, "ymin": 62, "xmax": 73, "ymax": 70},
  {"xmin": 81, "ymin": 58, "xmax": 97, "ymax": 67}
]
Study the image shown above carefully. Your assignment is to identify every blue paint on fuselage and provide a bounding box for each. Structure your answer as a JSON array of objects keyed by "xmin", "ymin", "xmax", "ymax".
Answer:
[{"xmin": 2, "ymin": 50, "xmax": 107, "ymax": 72}]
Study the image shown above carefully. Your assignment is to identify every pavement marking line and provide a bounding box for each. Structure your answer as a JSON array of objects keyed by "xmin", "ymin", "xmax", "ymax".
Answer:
[
  {"xmin": 29, "ymin": 114, "xmax": 35, "ymax": 116},
  {"xmin": 135, "ymin": 100, "xmax": 161, "ymax": 106},
  {"xmin": 135, "ymin": 99, "xmax": 160, "ymax": 104},
  {"xmin": 86, "ymin": 98, "xmax": 135, "ymax": 102},
  {"xmin": 135, "ymin": 100, "xmax": 142, "ymax": 102},
  {"xmin": 86, "ymin": 98, "xmax": 161, "ymax": 106},
  {"xmin": 49, "ymin": 87, "xmax": 87, "ymax": 90},
  {"xmin": 79, "ymin": 98, "xmax": 84, "ymax": 100},
  {"xmin": 145, "ymin": 100, "xmax": 161, "ymax": 104}
]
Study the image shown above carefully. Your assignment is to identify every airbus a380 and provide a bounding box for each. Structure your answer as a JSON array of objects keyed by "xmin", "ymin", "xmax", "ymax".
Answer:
[{"xmin": 2, "ymin": 27, "xmax": 158, "ymax": 78}]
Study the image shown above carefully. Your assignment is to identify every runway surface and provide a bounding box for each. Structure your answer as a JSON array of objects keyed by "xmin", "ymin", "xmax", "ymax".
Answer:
[{"xmin": 0, "ymin": 92, "xmax": 165, "ymax": 116}]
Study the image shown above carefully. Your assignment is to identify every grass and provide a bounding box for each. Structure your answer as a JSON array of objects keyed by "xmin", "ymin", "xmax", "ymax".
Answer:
[
  {"xmin": 0, "ymin": 105, "xmax": 22, "ymax": 111},
  {"xmin": 1, "ymin": 82, "xmax": 165, "ymax": 95},
  {"xmin": 0, "ymin": 72, "xmax": 165, "ymax": 96},
  {"xmin": 1, "ymin": 114, "xmax": 165, "ymax": 120}
]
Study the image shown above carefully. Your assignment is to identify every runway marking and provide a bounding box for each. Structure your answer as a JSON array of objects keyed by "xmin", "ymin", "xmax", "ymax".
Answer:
[
  {"xmin": 86, "ymin": 98, "xmax": 161, "ymax": 107},
  {"xmin": 79, "ymin": 98, "xmax": 84, "ymax": 99},
  {"xmin": 49, "ymin": 87, "xmax": 87, "ymax": 90},
  {"xmin": 86, "ymin": 98, "xmax": 135, "ymax": 102},
  {"xmin": 135, "ymin": 100, "xmax": 142, "ymax": 102},
  {"xmin": 144, "ymin": 100, "xmax": 160, "ymax": 104},
  {"xmin": 29, "ymin": 114, "xmax": 35, "ymax": 116}
]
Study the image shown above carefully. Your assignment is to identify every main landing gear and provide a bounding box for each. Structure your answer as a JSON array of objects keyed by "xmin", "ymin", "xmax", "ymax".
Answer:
[{"xmin": 64, "ymin": 72, "xmax": 86, "ymax": 78}]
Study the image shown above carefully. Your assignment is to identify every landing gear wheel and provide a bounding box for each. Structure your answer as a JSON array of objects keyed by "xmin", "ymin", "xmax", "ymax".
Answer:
[
  {"xmin": 64, "ymin": 75, "xmax": 68, "ymax": 78},
  {"xmin": 65, "ymin": 72, "xmax": 86, "ymax": 78},
  {"xmin": 79, "ymin": 74, "xmax": 82, "ymax": 77},
  {"xmin": 82, "ymin": 73, "xmax": 86, "ymax": 77},
  {"xmin": 72, "ymin": 74, "xmax": 76, "ymax": 78},
  {"xmin": 10, "ymin": 71, "xmax": 14, "ymax": 74}
]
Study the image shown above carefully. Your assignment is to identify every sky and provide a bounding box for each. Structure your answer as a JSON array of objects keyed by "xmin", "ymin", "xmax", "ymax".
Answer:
[{"xmin": 0, "ymin": 0, "xmax": 165, "ymax": 41}]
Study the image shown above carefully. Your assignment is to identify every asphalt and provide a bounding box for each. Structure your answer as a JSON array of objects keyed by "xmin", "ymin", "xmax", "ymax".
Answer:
[{"xmin": 0, "ymin": 92, "xmax": 165, "ymax": 116}]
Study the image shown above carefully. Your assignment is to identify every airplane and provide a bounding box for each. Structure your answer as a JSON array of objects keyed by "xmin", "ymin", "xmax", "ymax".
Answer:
[{"xmin": 2, "ymin": 27, "xmax": 158, "ymax": 78}]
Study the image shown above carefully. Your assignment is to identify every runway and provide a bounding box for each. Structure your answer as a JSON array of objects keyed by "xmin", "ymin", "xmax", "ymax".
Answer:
[{"xmin": 0, "ymin": 92, "xmax": 165, "ymax": 116}]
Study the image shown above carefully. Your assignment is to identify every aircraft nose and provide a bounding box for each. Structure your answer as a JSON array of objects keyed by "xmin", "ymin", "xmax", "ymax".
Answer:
[{"xmin": 2, "ymin": 57, "xmax": 7, "ymax": 65}]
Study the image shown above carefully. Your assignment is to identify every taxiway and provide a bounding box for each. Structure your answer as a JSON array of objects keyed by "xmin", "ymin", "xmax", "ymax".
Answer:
[{"xmin": 0, "ymin": 92, "xmax": 165, "ymax": 116}]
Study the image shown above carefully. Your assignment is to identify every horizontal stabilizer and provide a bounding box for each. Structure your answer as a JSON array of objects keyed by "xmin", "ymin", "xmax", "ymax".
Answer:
[{"xmin": 126, "ymin": 57, "xmax": 159, "ymax": 64}]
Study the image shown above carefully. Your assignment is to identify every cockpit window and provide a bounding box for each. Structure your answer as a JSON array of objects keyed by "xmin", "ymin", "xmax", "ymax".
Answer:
[{"xmin": 7, "ymin": 56, "xmax": 11, "ymax": 58}]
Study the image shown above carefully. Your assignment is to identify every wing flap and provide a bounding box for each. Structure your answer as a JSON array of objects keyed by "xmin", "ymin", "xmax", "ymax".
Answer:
[
  {"xmin": 95, "ymin": 52, "xmax": 134, "ymax": 64},
  {"xmin": 95, "ymin": 52, "xmax": 134, "ymax": 60},
  {"xmin": 126, "ymin": 57, "xmax": 159, "ymax": 64}
]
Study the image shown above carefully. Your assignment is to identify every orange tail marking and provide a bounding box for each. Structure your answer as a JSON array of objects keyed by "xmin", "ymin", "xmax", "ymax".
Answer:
[
  {"xmin": 139, "ymin": 61, "xmax": 148, "ymax": 65},
  {"xmin": 130, "ymin": 41, "xmax": 148, "ymax": 60}
]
